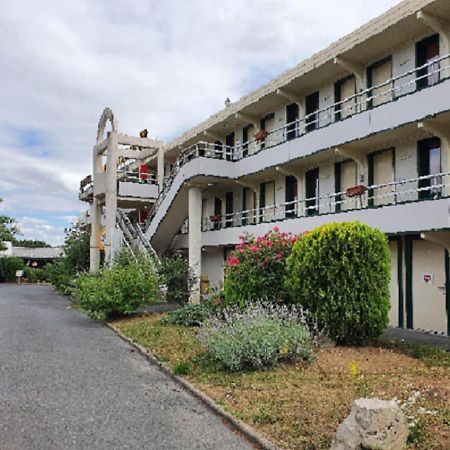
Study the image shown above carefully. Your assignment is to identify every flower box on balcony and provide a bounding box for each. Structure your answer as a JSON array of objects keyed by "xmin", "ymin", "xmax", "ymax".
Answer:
[
  {"xmin": 210, "ymin": 214, "xmax": 221, "ymax": 222},
  {"xmin": 254, "ymin": 130, "xmax": 269, "ymax": 141},
  {"xmin": 346, "ymin": 185, "xmax": 366, "ymax": 198}
]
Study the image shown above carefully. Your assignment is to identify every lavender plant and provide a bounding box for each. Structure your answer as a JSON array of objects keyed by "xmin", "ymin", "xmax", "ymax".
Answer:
[{"xmin": 198, "ymin": 302, "xmax": 319, "ymax": 372}]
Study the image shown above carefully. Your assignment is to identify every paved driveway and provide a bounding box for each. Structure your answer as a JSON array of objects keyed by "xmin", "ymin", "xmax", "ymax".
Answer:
[{"xmin": 0, "ymin": 284, "xmax": 253, "ymax": 450}]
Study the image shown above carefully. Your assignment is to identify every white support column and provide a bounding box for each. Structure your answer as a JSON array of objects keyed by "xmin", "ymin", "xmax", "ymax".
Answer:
[
  {"xmin": 104, "ymin": 131, "xmax": 119, "ymax": 265},
  {"xmin": 157, "ymin": 146, "xmax": 165, "ymax": 189},
  {"xmin": 188, "ymin": 185, "xmax": 202, "ymax": 304},
  {"xmin": 89, "ymin": 198, "xmax": 102, "ymax": 273},
  {"xmin": 417, "ymin": 10, "xmax": 450, "ymax": 55}
]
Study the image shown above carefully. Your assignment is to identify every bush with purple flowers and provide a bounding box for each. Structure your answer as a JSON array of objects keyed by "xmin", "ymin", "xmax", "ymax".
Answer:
[{"xmin": 198, "ymin": 302, "xmax": 318, "ymax": 372}]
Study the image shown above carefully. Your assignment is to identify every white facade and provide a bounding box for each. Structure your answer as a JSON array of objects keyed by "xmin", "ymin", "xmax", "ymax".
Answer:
[{"xmin": 83, "ymin": 0, "xmax": 450, "ymax": 335}]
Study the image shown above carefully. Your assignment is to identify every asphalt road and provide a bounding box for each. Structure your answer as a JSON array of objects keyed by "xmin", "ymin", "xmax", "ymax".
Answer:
[{"xmin": 0, "ymin": 284, "xmax": 253, "ymax": 450}]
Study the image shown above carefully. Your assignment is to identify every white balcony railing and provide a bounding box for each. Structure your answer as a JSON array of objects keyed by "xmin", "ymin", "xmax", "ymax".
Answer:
[
  {"xmin": 200, "ymin": 172, "xmax": 450, "ymax": 232},
  {"xmin": 146, "ymin": 53, "xmax": 450, "ymax": 228}
]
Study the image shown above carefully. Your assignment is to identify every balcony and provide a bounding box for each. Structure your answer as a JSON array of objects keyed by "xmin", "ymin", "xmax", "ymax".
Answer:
[
  {"xmin": 117, "ymin": 170, "xmax": 159, "ymax": 201},
  {"xmin": 79, "ymin": 175, "xmax": 93, "ymax": 202},
  {"xmin": 200, "ymin": 172, "xmax": 450, "ymax": 234}
]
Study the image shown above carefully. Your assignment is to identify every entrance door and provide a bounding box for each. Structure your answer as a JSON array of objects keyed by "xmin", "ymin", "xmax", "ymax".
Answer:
[
  {"xmin": 305, "ymin": 168, "xmax": 319, "ymax": 216},
  {"xmin": 286, "ymin": 103, "xmax": 299, "ymax": 140},
  {"xmin": 411, "ymin": 240, "xmax": 447, "ymax": 334},
  {"xmin": 285, "ymin": 175, "xmax": 298, "ymax": 218},
  {"xmin": 418, "ymin": 137, "xmax": 442, "ymax": 200},
  {"xmin": 416, "ymin": 34, "xmax": 440, "ymax": 89},
  {"xmin": 242, "ymin": 187, "xmax": 255, "ymax": 225},
  {"xmin": 260, "ymin": 181, "xmax": 275, "ymax": 222},
  {"xmin": 305, "ymin": 91, "xmax": 319, "ymax": 132},
  {"xmin": 389, "ymin": 240, "xmax": 400, "ymax": 327},
  {"xmin": 368, "ymin": 149, "xmax": 395, "ymax": 206},
  {"xmin": 335, "ymin": 76, "xmax": 356, "ymax": 120},
  {"xmin": 368, "ymin": 58, "xmax": 393, "ymax": 107},
  {"xmin": 225, "ymin": 191, "xmax": 233, "ymax": 228},
  {"xmin": 336, "ymin": 160, "xmax": 357, "ymax": 211}
]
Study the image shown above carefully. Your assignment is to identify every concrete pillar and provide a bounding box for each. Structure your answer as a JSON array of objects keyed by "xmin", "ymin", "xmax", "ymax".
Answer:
[
  {"xmin": 89, "ymin": 198, "xmax": 102, "ymax": 273},
  {"xmin": 188, "ymin": 186, "xmax": 202, "ymax": 304},
  {"xmin": 157, "ymin": 147, "xmax": 165, "ymax": 189},
  {"xmin": 104, "ymin": 131, "xmax": 119, "ymax": 264}
]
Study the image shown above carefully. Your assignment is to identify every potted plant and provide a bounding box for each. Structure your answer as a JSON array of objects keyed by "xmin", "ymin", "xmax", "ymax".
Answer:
[
  {"xmin": 346, "ymin": 185, "xmax": 366, "ymax": 198},
  {"xmin": 254, "ymin": 130, "xmax": 269, "ymax": 141}
]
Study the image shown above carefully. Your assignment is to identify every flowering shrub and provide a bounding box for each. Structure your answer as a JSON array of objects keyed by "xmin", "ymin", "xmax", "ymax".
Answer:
[
  {"xmin": 198, "ymin": 302, "xmax": 318, "ymax": 372},
  {"xmin": 223, "ymin": 228, "xmax": 300, "ymax": 307}
]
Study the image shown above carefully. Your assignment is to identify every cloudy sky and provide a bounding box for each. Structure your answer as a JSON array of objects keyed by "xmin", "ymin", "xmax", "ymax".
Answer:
[{"xmin": 0, "ymin": 0, "xmax": 400, "ymax": 245}]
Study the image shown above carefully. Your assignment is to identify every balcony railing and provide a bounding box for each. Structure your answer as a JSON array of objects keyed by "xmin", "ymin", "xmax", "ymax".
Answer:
[
  {"xmin": 199, "ymin": 172, "xmax": 450, "ymax": 232},
  {"xmin": 146, "ymin": 53, "xmax": 450, "ymax": 229},
  {"xmin": 117, "ymin": 170, "xmax": 157, "ymax": 185}
]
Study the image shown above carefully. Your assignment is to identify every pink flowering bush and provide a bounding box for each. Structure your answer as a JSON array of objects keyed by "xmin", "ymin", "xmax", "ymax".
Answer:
[{"xmin": 223, "ymin": 228, "xmax": 301, "ymax": 307}]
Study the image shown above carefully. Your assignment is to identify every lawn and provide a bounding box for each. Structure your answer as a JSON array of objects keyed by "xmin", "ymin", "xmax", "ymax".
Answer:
[{"xmin": 113, "ymin": 314, "xmax": 450, "ymax": 450}]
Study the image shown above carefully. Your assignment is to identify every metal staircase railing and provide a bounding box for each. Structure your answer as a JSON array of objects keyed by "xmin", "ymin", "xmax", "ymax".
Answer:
[{"xmin": 116, "ymin": 209, "xmax": 160, "ymax": 264}]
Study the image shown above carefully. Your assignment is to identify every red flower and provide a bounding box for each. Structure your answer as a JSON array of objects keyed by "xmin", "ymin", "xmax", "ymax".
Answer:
[
  {"xmin": 250, "ymin": 245, "xmax": 258, "ymax": 253},
  {"xmin": 227, "ymin": 256, "xmax": 241, "ymax": 266},
  {"xmin": 273, "ymin": 226, "xmax": 280, "ymax": 232}
]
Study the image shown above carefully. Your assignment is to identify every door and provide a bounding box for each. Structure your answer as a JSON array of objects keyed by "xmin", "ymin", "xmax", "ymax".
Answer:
[
  {"xmin": 260, "ymin": 181, "xmax": 275, "ymax": 222},
  {"xmin": 242, "ymin": 187, "xmax": 255, "ymax": 225},
  {"xmin": 416, "ymin": 34, "xmax": 440, "ymax": 89},
  {"xmin": 368, "ymin": 58, "xmax": 393, "ymax": 107},
  {"xmin": 242, "ymin": 125, "xmax": 252, "ymax": 157},
  {"xmin": 139, "ymin": 164, "xmax": 148, "ymax": 182},
  {"xmin": 286, "ymin": 103, "xmax": 299, "ymax": 140},
  {"xmin": 225, "ymin": 133, "xmax": 234, "ymax": 160},
  {"xmin": 412, "ymin": 240, "xmax": 447, "ymax": 334},
  {"xmin": 225, "ymin": 191, "xmax": 234, "ymax": 228},
  {"xmin": 306, "ymin": 91, "xmax": 319, "ymax": 132},
  {"xmin": 336, "ymin": 160, "xmax": 357, "ymax": 211},
  {"xmin": 335, "ymin": 76, "xmax": 356, "ymax": 120},
  {"xmin": 138, "ymin": 209, "xmax": 147, "ymax": 225},
  {"xmin": 418, "ymin": 137, "xmax": 441, "ymax": 200},
  {"xmin": 285, "ymin": 175, "xmax": 298, "ymax": 218},
  {"xmin": 389, "ymin": 240, "xmax": 400, "ymax": 327},
  {"xmin": 213, "ymin": 197, "xmax": 222, "ymax": 229},
  {"xmin": 368, "ymin": 149, "xmax": 395, "ymax": 206},
  {"xmin": 305, "ymin": 168, "xmax": 319, "ymax": 216},
  {"xmin": 260, "ymin": 113, "xmax": 275, "ymax": 149}
]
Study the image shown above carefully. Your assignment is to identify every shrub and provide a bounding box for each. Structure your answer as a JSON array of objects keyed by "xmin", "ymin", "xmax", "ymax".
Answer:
[
  {"xmin": 74, "ymin": 249, "xmax": 160, "ymax": 320},
  {"xmin": 158, "ymin": 252, "xmax": 195, "ymax": 304},
  {"xmin": 44, "ymin": 259, "xmax": 74, "ymax": 294},
  {"xmin": 24, "ymin": 267, "xmax": 47, "ymax": 283},
  {"xmin": 223, "ymin": 229, "xmax": 300, "ymax": 308},
  {"xmin": 160, "ymin": 303, "xmax": 213, "ymax": 327},
  {"xmin": 0, "ymin": 256, "xmax": 25, "ymax": 282},
  {"xmin": 285, "ymin": 222, "xmax": 391, "ymax": 344},
  {"xmin": 198, "ymin": 302, "xmax": 317, "ymax": 372}
]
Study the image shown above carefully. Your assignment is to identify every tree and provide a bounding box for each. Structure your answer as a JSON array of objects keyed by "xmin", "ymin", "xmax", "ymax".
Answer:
[
  {"xmin": 62, "ymin": 224, "xmax": 90, "ymax": 274},
  {"xmin": 0, "ymin": 198, "xmax": 20, "ymax": 251},
  {"xmin": 12, "ymin": 239, "xmax": 51, "ymax": 248}
]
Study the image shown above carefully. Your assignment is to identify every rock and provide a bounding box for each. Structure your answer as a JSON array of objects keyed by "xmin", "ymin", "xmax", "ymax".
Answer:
[{"xmin": 330, "ymin": 398, "xmax": 408, "ymax": 450}]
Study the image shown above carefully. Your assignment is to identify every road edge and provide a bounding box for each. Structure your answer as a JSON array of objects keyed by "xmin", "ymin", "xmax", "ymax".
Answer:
[{"xmin": 106, "ymin": 322, "xmax": 281, "ymax": 450}]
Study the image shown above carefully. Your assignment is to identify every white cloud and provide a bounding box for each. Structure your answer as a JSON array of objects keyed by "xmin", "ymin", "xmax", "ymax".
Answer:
[{"xmin": 0, "ymin": 0, "xmax": 400, "ymax": 239}]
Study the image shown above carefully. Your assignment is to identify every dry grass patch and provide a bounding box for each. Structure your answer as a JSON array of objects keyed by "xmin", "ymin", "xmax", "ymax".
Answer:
[{"xmin": 113, "ymin": 314, "xmax": 450, "ymax": 450}]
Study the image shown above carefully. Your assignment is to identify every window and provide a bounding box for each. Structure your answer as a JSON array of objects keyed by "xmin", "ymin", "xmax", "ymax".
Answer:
[
  {"xmin": 418, "ymin": 137, "xmax": 441, "ymax": 200},
  {"xmin": 305, "ymin": 91, "xmax": 319, "ymax": 132},
  {"xmin": 416, "ymin": 34, "xmax": 440, "ymax": 89}
]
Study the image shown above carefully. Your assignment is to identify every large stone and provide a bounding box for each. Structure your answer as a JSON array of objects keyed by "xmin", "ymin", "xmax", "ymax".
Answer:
[{"xmin": 330, "ymin": 398, "xmax": 408, "ymax": 450}]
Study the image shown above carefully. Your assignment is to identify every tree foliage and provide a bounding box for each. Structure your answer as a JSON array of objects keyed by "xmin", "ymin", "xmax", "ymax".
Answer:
[{"xmin": 0, "ymin": 198, "xmax": 20, "ymax": 251}]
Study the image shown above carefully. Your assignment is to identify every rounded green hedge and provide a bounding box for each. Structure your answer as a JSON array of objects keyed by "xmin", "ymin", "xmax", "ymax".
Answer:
[{"xmin": 285, "ymin": 222, "xmax": 391, "ymax": 344}]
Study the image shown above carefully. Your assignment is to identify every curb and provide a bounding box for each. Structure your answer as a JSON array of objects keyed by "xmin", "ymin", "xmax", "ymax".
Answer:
[{"xmin": 106, "ymin": 322, "xmax": 281, "ymax": 450}]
